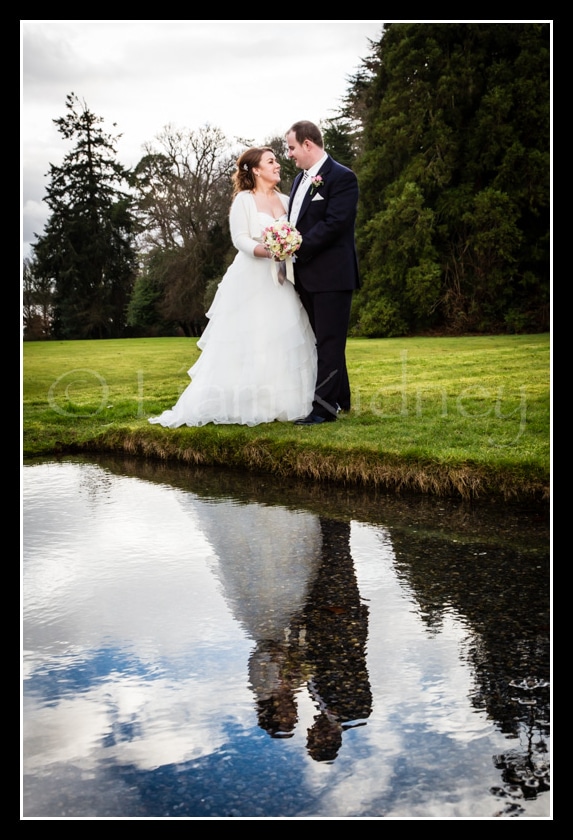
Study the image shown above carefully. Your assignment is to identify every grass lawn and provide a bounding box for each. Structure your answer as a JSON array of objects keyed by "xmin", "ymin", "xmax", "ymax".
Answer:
[{"xmin": 22, "ymin": 333, "xmax": 550, "ymax": 501}]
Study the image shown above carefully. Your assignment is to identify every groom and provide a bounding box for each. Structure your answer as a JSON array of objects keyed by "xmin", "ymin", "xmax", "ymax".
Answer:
[{"xmin": 286, "ymin": 120, "xmax": 360, "ymax": 425}]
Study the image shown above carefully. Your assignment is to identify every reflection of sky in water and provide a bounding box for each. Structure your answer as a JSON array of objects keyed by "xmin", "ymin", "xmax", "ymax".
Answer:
[{"xmin": 22, "ymin": 461, "xmax": 550, "ymax": 818}]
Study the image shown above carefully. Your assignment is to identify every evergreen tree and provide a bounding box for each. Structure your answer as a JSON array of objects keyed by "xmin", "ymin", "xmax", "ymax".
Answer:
[
  {"xmin": 32, "ymin": 94, "xmax": 137, "ymax": 339},
  {"xmin": 322, "ymin": 116, "xmax": 357, "ymax": 169},
  {"xmin": 350, "ymin": 23, "xmax": 550, "ymax": 336}
]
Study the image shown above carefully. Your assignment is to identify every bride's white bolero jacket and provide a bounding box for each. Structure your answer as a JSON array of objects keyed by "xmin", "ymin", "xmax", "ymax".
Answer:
[{"xmin": 229, "ymin": 191, "xmax": 293, "ymax": 285}]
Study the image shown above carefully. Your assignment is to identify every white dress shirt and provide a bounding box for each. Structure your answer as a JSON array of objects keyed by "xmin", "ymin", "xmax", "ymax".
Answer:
[{"xmin": 290, "ymin": 153, "xmax": 328, "ymax": 226}]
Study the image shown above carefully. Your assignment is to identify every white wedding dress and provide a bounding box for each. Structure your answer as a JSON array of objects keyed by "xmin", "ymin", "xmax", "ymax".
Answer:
[{"xmin": 149, "ymin": 201, "xmax": 317, "ymax": 428}]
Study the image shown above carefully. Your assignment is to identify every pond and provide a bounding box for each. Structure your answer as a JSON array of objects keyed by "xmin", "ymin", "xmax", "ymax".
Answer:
[{"xmin": 22, "ymin": 456, "xmax": 551, "ymax": 819}]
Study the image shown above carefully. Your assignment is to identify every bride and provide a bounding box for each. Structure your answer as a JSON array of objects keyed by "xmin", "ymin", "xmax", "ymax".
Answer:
[{"xmin": 149, "ymin": 147, "xmax": 317, "ymax": 428}]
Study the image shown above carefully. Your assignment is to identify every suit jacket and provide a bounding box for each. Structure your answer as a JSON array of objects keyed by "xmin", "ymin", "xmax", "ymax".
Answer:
[{"xmin": 288, "ymin": 156, "xmax": 360, "ymax": 294}]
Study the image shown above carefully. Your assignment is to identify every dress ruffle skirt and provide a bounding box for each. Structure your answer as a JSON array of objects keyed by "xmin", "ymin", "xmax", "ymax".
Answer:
[{"xmin": 149, "ymin": 249, "xmax": 317, "ymax": 428}]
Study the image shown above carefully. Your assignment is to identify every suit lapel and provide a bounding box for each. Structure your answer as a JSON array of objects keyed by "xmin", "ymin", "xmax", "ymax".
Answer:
[
  {"xmin": 288, "ymin": 171, "xmax": 304, "ymax": 217},
  {"xmin": 295, "ymin": 157, "xmax": 332, "ymax": 224},
  {"xmin": 298, "ymin": 182, "xmax": 314, "ymax": 222}
]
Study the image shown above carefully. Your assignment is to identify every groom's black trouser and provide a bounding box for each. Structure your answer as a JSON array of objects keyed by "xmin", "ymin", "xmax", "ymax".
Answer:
[{"xmin": 297, "ymin": 287, "xmax": 353, "ymax": 418}]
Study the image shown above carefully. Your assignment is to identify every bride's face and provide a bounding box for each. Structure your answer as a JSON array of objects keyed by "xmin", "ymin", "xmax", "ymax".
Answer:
[{"xmin": 255, "ymin": 152, "xmax": 281, "ymax": 186}]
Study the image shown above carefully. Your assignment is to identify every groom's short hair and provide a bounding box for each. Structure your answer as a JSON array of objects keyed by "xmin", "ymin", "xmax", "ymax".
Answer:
[{"xmin": 288, "ymin": 121, "xmax": 324, "ymax": 149}]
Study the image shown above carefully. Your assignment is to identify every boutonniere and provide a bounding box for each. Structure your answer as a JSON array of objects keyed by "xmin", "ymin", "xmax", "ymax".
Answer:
[{"xmin": 309, "ymin": 175, "xmax": 324, "ymax": 195}]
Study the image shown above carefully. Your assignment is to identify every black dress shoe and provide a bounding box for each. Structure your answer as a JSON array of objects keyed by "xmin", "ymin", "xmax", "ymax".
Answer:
[{"xmin": 294, "ymin": 413, "xmax": 336, "ymax": 425}]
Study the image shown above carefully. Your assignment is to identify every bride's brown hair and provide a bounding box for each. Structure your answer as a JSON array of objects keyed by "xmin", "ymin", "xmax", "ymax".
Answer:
[{"xmin": 232, "ymin": 146, "xmax": 277, "ymax": 196}]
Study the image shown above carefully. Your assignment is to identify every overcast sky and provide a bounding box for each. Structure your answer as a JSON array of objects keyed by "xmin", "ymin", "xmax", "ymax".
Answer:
[
  {"xmin": 22, "ymin": 20, "xmax": 549, "ymax": 260},
  {"xmin": 21, "ymin": 19, "xmax": 388, "ymax": 257}
]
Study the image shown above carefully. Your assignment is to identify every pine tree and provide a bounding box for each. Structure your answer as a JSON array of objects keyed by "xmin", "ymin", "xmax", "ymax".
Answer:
[
  {"xmin": 32, "ymin": 94, "xmax": 137, "ymax": 339},
  {"xmin": 349, "ymin": 23, "xmax": 550, "ymax": 336}
]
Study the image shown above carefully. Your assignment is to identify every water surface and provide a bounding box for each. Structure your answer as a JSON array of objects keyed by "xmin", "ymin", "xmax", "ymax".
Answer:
[{"xmin": 22, "ymin": 456, "xmax": 550, "ymax": 818}]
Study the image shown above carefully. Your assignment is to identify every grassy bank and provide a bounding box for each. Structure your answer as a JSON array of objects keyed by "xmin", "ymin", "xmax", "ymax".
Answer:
[{"xmin": 22, "ymin": 334, "xmax": 550, "ymax": 501}]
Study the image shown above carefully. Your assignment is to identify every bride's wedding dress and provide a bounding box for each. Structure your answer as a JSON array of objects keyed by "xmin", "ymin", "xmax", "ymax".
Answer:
[{"xmin": 149, "ymin": 193, "xmax": 316, "ymax": 428}]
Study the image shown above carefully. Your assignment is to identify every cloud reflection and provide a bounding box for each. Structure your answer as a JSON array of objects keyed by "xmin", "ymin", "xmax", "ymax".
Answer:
[{"xmin": 22, "ymin": 460, "xmax": 550, "ymax": 818}]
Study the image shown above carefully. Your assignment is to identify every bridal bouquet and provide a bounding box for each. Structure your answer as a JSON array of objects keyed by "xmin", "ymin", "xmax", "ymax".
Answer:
[{"xmin": 262, "ymin": 220, "xmax": 302, "ymax": 261}]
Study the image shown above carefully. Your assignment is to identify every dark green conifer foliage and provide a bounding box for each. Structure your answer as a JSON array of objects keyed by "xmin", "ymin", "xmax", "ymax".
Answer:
[
  {"xmin": 350, "ymin": 23, "xmax": 550, "ymax": 335},
  {"xmin": 32, "ymin": 94, "xmax": 137, "ymax": 339}
]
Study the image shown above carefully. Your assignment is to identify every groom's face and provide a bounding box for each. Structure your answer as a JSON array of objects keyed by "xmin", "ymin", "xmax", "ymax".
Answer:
[{"xmin": 286, "ymin": 132, "xmax": 314, "ymax": 170}]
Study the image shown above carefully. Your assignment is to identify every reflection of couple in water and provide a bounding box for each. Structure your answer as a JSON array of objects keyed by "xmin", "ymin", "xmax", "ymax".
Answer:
[
  {"xmin": 247, "ymin": 517, "xmax": 372, "ymax": 762},
  {"xmin": 193, "ymin": 496, "xmax": 372, "ymax": 763}
]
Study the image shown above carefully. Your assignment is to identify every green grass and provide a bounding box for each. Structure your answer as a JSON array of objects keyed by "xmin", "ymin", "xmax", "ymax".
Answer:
[{"xmin": 22, "ymin": 334, "xmax": 550, "ymax": 500}]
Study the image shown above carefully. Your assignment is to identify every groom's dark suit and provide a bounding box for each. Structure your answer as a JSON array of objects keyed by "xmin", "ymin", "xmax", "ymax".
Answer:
[{"xmin": 289, "ymin": 156, "xmax": 360, "ymax": 419}]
